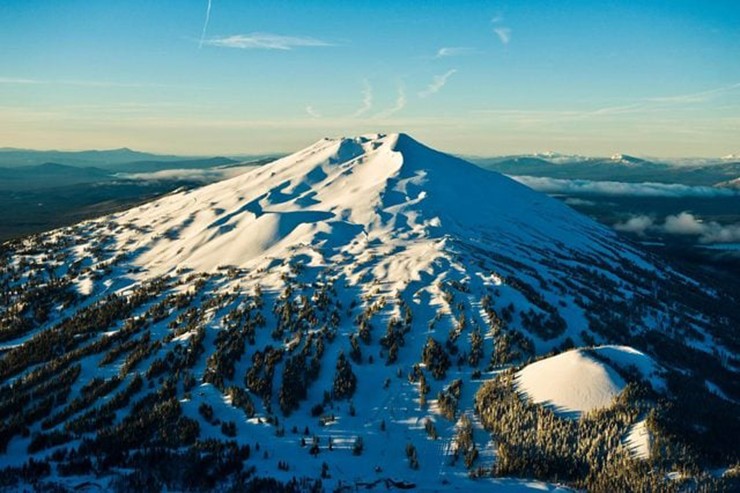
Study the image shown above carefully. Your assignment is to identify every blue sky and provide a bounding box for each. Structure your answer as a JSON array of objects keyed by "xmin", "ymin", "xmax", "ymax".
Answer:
[{"xmin": 1, "ymin": 0, "xmax": 738, "ymax": 156}]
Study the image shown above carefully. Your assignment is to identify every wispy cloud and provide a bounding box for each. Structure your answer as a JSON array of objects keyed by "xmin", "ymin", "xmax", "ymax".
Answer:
[
  {"xmin": 352, "ymin": 80, "xmax": 373, "ymax": 117},
  {"xmin": 418, "ymin": 69, "xmax": 457, "ymax": 98},
  {"xmin": 0, "ymin": 77, "xmax": 166, "ymax": 88},
  {"xmin": 375, "ymin": 85, "xmax": 407, "ymax": 118},
  {"xmin": 491, "ymin": 13, "xmax": 511, "ymax": 45},
  {"xmin": 530, "ymin": 82, "xmax": 740, "ymax": 120},
  {"xmin": 471, "ymin": 106, "xmax": 653, "ymax": 127},
  {"xmin": 305, "ymin": 105, "xmax": 322, "ymax": 118},
  {"xmin": 198, "ymin": 0, "xmax": 213, "ymax": 49},
  {"xmin": 0, "ymin": 77, "xmax": 43, "ymax": 85},
  {"xmin": 434, "ymin": 47, "xmax": 476, "ymax": 59},
  {"xmin": 204, "ymin": 33, "xmax": 333, "ymax": 50},
  {"xmin": 493, "ymin": 27, "xmax": 511, "ymax": 45},
  {"xmin": 647, "ymin": 82, "xmax": 740, "ymax": 104},
  {"xmin": 511, "ymin": 175, "xmax": 740, "ymax": 198},
  {"xmin": 471, "ymin": 82, "xmax": 740, "ymax": 126}
]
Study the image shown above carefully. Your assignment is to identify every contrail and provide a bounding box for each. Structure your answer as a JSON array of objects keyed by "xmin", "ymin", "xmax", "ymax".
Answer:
[{"xmin": 198, "ymin": 0, "xmax": 213, "ymax": 49}]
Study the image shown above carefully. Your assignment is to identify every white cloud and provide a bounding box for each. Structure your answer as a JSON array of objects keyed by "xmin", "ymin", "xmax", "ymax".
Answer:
[
  {"xmin": 418, "ymin": 69, "xmax": 457, "ymax": 98},
  {"xmin": 121, "ymin": 166, "xmax": 255, "ymax": 183},
  {"xmin": 305, "ymin": 105, "xmax": 322, "ymax": 118},
  {"xmin": 204, "ymin": 33, "xmax": 333, "ymax": 50},
  {"xmin": 614, "ymin": 215, "xmax": 654, "ymax": 235},
  {"xmin": 510, "ymin": 175, "xmax": 740, "ymax": 198},
  {"xmin": 352, "ymin": 80, "xmax": 373, "ymax": 117},
  {"xmin": 563, "ymin": 197, "xmax": 596, "ymax": 206},
  {"xmin": 663, "ymin": 212, "xmax": 706, "ymax": 235},
  {"xmin": 375, "ymin": 85, "xmax": 407, "ymax": 118},
  {"xmin": 662, "ymin": 212, "xmax": 740, "ymax": 243},
  {"xmin": 700, "ymin": 223, "xmax": 740, "ymax": 243},
  {"xmin": 494, "ymin": 27, "xmax": 511, "ymax": 45},
  {"xmin": 611, "ymin": 211, "xmax": 740, "ymax": 244},
  {"xmin": 435, "ymin": 47, "xmax": 475, "ymax": 59}
]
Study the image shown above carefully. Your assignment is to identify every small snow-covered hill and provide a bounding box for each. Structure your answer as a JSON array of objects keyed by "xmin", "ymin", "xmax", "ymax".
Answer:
[
  {"xmin": 0, "ymin": 134, "xmax": 737, "ymax": 491},
  {"xmin": 515, "ymin": 346, "xmax": 663, "ymax": 417}
]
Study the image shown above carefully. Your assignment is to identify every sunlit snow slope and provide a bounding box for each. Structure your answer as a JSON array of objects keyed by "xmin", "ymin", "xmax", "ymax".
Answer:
[{"xmin": 114, "ymin": 133, "xmax": 616, "ymax": 275}]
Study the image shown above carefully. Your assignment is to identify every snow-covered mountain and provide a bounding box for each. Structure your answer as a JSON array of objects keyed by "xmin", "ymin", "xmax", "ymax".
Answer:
[
  {"xmin": 1, "ymin": 134, "xmax": 737, "ymax": 491},
  {"xmin": 471, "ymin": 152, "xmax": 740, "ymax": 186},
  {"xmin": 111, "ymin": 133, "xmax": 621, "ymax": 276},
  {"xmin": 608, "ymin": 153, "xmax": 647, "ymax": 166}
]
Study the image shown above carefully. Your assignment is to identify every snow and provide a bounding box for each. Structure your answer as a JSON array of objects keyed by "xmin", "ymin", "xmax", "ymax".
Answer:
[
  {"xmin": 99, "ymin": 133, "xmax": 607, "ymax": 277},
  {"xmin": 625, "ymin": 419, "xmax": 651, "ymax": 459},
  {"xmin": 515, "ymin": 346, "xmax": 664, "ymax": 418},
  {"xmin": 589, "ymin": 345, "xmax": 665, "ymax": 390},
  {"xmin": 705, "ymin": 380, "xmax": 735, "ymax": 402},
  {"xmin": 515, "ymin": 348, "xmax": 627, "ymax": 417},
  {"xmin": 75, "ymin": 277, "xmax": 94, "ymax": 296}
]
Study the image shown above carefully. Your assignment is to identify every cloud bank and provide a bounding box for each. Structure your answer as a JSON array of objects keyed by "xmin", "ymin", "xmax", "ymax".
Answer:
[
  {"xmin": 511, "ymin": 175, "xmax": 739, "ymax": 198},
  {"xmin": 120, "ymin": 166, "xmax": 255, "ymax": 183},
  {"xmin": 663, "ymin": 212, "xmax": 740, "ymax": 243},
  {"xmin": 613, "ymin": 212, "xmax": 740, "ymax": 244}
]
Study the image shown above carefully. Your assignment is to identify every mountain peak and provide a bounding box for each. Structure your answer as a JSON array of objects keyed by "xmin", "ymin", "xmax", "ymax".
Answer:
[
  {"xmin": 100, "ymin": 133, "xmax": 595, "ymax": 275},
  {"xmin": 609, "ymin": 153, "xmax": 645, "ymax": 165}
]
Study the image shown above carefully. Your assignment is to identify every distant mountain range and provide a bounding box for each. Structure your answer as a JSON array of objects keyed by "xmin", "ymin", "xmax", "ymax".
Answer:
[
  {"xmin": 0, "ymin": 163, "xmax": 112, "ymax": 190},
  {"xmin": 469, "ymin": 154, "xmax": 740, "ymax": 187},
  {"xmin": 0, "ymin": 147, "xmax": 184, "ymax": 168},
  {"xmin": 0, "ymin": 152, "xmax": 277, "ymax": 241},
  {"xmin": 2, "ymin": 147, "xmax": 737, "ymax": 187},
  {"xmin": 0, "ymin": 147, "xmax": 278, "ymax": 171}
]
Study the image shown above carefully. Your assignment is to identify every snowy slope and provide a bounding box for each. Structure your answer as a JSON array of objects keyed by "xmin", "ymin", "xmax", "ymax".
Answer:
[
  {"xmin": 1, "ymin": 133, "xmax": 736, "ymax": 491},
  {"xmin": 514, "ymin": 346, "xmax": 662, "ymax": 417},
  {"xmin": 106, "ymin": 133, "xmax": 602, "ymax": 276}
]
